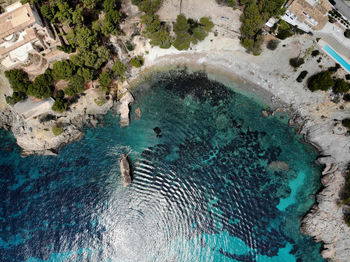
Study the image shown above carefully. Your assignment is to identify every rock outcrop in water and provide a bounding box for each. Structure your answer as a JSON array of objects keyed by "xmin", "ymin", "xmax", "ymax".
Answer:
[
  {"xmin": 117, "ymin": 91, "xmax": 134, "ymax": 128},
  {"xmin": 119, "ymin": 154, "xmax": 132, "ymax": 187}
]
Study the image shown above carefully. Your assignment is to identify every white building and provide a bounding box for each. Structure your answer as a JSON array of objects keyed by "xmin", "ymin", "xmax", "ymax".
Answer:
[{"xmin": 0, "ymin": 2, "xmax": 57, "ymax": 68}]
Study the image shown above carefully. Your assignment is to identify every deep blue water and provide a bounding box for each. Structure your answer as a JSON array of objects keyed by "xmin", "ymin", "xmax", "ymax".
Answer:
[{"xmin": 0, "ymin": 70, "xmax": 324, "ymax": 261}]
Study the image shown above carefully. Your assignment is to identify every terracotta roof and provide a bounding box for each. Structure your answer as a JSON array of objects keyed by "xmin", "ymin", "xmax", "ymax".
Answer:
[
  {"xmin": 0, "ymin": 28, "xmax": 36, "ymax": 56},
  {"xmin": 0, "ymin": 3, "xmax": 37, "ymax": 40}
]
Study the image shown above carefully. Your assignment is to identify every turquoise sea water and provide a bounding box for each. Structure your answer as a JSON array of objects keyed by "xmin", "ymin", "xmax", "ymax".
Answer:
[{"xmin": 0, "ymin": 70, "xmax": 324, "ymax": 261}]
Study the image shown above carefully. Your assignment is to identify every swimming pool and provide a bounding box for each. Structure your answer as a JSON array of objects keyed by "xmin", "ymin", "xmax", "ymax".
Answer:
[{"xmin": 323, "ymin": 44, "xmax": 350, "ymax": 73}]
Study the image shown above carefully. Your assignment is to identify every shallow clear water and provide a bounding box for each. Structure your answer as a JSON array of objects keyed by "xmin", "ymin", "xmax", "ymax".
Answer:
[{"xmin": 0, "ymin": 70, "xmax": 324, "ymax": 261}]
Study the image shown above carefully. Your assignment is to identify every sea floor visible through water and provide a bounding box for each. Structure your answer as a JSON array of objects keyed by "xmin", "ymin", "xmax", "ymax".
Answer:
[{"xmin": 0, "ymin": 70, "xmax": 324, "ymax": 261}]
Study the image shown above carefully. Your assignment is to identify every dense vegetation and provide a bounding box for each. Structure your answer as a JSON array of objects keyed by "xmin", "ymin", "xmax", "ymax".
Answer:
[
  {"xmin": 307, "ymin": 66, "xmax": 350, "ymax": 93},
  {"xmin": 132, "ymin": 0, "xmax": 214, "ymax": 50},
  {"xmin": 307, "ymin": 71, "xmax": 334, "ymax": 92},
  {"xmin": 239, "ymin": 0, "xmax": 286, "ymax": 55},
  {"xmin": 216, "ymin": 0, "xmax": 236, "ymax": 7},
  {"xmin": 5, "ymin": 0, "xmax": 129, "ymax": 112}
]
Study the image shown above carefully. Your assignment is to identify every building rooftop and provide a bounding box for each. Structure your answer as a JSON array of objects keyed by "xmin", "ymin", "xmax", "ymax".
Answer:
[{"xmin": 0, "ymin": 3, "xmax": 37, "ymax": 40}]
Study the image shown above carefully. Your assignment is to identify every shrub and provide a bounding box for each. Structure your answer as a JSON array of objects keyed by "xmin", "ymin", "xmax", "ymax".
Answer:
[
  {"xmin": 129, "ymin": 56, "xmax": 144, "ymax": 68},
  {"xmin": 342, "ymin": 118, "xmax": 350, "ymax": 129},
  {"xmin": 266, "ymin": 39, "xmax": 280, "ymax": 50},
  {"xmin": 307, "ymin": 71, "xmax": 334, "ymax": 92},
  {"xmin": 5, "ymin": 92, "xmax": 26, "ymax": 105},
  {"xmin": 276, "ymin": 21, "xmax": 294, "ymax": 40},
  {"xmin": 215, "ymin": 0, "xmax": 236, "ymax": 7},
  {"xmin": 56, "ymin": 90, "xmax": 65, "ymax": 99},
  {"xmin": 289, "ymin": 57, "xmax": 305, "ymax": 68},
  {"xmin": 52, "ymin": 125, "xmax": 63, "ymax": 136},
  {"xmin": 126, "ymin": 40, "xmax": 135, "ymax": 51},
  {"xmin": 52, "ymin": 98, "xmax": 68, "ymax": 113},
  {"xmin": 56, "ymin": 44, "xmax": 75, "ymax": 53},
  {"xmin": 94, "ymin": 97, "xmax": 107, "ymax": 106},
  {"xmin": 345, "ymin": 29, "xmax": 350, "ymax": 39},
  {"xmin": 98, "ymin": 71, "xmax": 113, "ymax": 87},
  {"xmin": 333, "ymin": 79, "xmax": 350, "ymax": 94},
  {"xmin": 328, "ymin": 64, "xmax": 340, "ymax": 72},
  {"xmin": 311, "ymin": 50, "xmax": 320, "ymax": 57},
  {"xmin": 112, "ymin": 60, "xmax": 127, "ymax": 78},
  {"xmin": 200, "ymin": 17, "xmax": 214, "ymax": 32},
  {"xmin": 296, "ymin": 70, "xmax": 308, "ymax": 82},
  {"xmin": 344, "ymin": 93, "xmax": 350, "ymax": 102},
  {"xmin": 77, "ymin": 67, "xmax": 94, "ymax": 82},
  {"xmin": 27, "ymin": 70, "xmax": 54, "ymax": 99},
  {"xmin": 52, "ymin": 60, "xmax": 76, "ymax": 80},
  {"xmin": 65, "ymin": 75, "xmax": 85, "ymax": 96},
  {"xmin": 5, "ymin": 69, "xmax": 30, "ymax": 93}
]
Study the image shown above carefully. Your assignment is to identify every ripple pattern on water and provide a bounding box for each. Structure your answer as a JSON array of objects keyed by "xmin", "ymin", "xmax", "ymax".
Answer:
[{"xmin": 0, "ymin": 70, "xmax": 324, "ymax": 261}]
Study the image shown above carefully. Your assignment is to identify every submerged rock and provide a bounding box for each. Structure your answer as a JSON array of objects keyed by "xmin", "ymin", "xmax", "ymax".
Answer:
[
  {"xmin": 134, "ymin": 107, "xmax": 142, "ymax": 120},
  {"xmin": 119, "ymin": 154, "xmax": 132, "ymax": 187},
  {"xmin": 262, "ymin": 109, "xmax": 271, "ymax": 118},
  {"xmin": 153, "ymin": 127, "xmax": 162, "ymax": 138},
  {"xmin": 268, "ymin": 161, "xmax": 289, "ymax": 172}
]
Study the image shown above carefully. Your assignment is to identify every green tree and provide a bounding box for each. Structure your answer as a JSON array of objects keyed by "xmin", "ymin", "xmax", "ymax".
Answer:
[
  {"xmin": 54, "ymin": 1, "xmax": 73, "ymax": 25},
  {"xmin": 307, "ymin": 71, "xmax": 334, "ymax": 92},
  {"xmin": 97, "ymin": 46, "xmax": 111, "ymax": 61},
  {"xmin": 98, "ymin": 71, "xmax": 113, "ymax": 87},
  {"xmin": 333, "ymin": 79, "xmax": 350, "ymax": 94},
  {"xmin": 112, "ymin": 60, "xmax": 127, "ymax": 78},
  {"xmin": 200, "ymin": 17, "xmax": 214, "ymax": 32},
  {"xmin": 52, "ymin": 60, "xmax": 76, "ymax": 80},
  {"xmin": 27, "ymin": 70, "xmax": 54, "ymax": 99},
  {"xmin": 192, "ymin": 27, "xmax": 208, "ymax": 41},
  {"xmin": 66, "ymin": 27, "xmax": 98, "ymax": 51},
  {"xmin": 81, "ymin": 52, "xmax": 98, "ymax": 68},
  {"xmin": 52, "ymin": 98, "xmax": 68, "ymax": 113},
  {"xmin": 141, "ymin": 14, "xmax": 172, "ymax": 48},
  {"xmin": 289, "ymin": 57, "xmax": 305, "ymax": 68},
  {"xmin": 4, "ymin": 69, "xmax": 30, "ymax": 93},
  {"xmin": 82, "ymin": 0, "xmax": 98, "ymax": 9},
  {"xmin": 77, "ymin": 67, "xmax": 94, "ymax": 82},
  {"xmin": 240, "ymin": 3, "xmax": 263, "ymax": 39},
  {"xmin": 6, "ymin": 92, "xmax": 26, "ymax": 105},
  {"xmin": 70, "ymin": 54, "xmax": 85, "ymax": 67},
  {"xmin": 71, "ymin": 6, "xmax": 85, "ymax": 26},
  {"xmin": 174, "ymin": 14, "xmax": 190, "ymax": 34},
  {"xmin": 129, "ymin": 56, "xmax": 144, "ymax": 68},
  {"xmin": 68, "ymin": 75, "xmax": 85, "ymax": 93},
  {"xmin": 41, "ymin": 5, "xmax": 55, "ymax": 22}
]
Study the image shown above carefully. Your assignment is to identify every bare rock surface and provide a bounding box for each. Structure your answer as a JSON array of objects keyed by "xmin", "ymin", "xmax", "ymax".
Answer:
[
  {"xmin": 119, "ymin": 154, "xmax": 132, "ymax": 187},
  {"xmin": 117, "ymin": 90, "xmax": 134, "ymax": 128}
]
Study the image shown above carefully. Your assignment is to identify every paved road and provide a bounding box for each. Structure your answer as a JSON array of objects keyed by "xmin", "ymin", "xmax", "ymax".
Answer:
[{"xmin": 333, "ymin": 0, "xmax": 350, "ymax": 21}]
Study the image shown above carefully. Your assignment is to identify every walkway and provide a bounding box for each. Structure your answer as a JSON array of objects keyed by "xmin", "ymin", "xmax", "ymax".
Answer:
[{"xmin": 333, "ymin": 0, "xmax": 350, "ymax": 21}]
